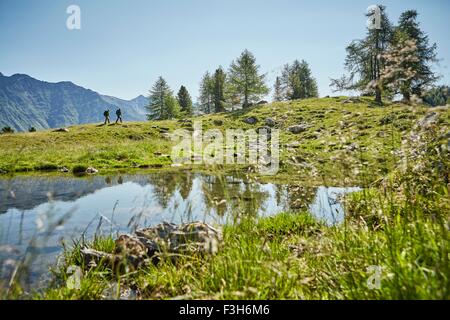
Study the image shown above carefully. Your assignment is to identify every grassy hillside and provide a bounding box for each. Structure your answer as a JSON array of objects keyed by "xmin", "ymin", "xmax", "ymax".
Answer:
[
  {"xmin": 1, "ymin": 97, "xmax": 449, "ymax": 184},
  {"xmin": 2, "ymin": 97, "xmax": 450, "ymax": 299}
]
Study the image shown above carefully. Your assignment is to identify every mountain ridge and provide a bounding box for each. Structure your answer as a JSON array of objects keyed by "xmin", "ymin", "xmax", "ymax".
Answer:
[{"xmin": 0, "ymin": 73, "xmax": 149, "ymax": 131}]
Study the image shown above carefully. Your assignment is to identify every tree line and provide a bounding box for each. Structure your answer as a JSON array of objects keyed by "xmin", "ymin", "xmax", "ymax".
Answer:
[
  {"xmin": 146, "ymin": 49, "xmax": 318, "ymax": 120},
  {"xmin": 146, "ymin": 6, "xmax": 445, "ymax": 120}
]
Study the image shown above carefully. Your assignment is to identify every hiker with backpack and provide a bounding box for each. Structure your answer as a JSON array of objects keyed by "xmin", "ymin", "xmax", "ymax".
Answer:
[
  {"xmin": 103, "ymin": 109, "xmax": 110, "ymax": 125},
  {"xmin": 115, "ymin": 108, "xmax": 123, "ymax": 124}
]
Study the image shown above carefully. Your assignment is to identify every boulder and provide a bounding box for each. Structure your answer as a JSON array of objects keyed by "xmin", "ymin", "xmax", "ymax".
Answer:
[
  {"xmin": 288, "ymin": 124, "xmax": 310, "ymax": 134},
  {"xmin": 243, "ymin": 116, "xmax": 258, "ymax": 125},
  {"xmin": 257, "ymin": 100, "xmax": 268, "ymax": 105},
  {"xmin": 86, "ymin": 167, "xmax": 98, "ymax": 174},
  {"xmin": 265, "ymin": 118, "xmax": 276, "ymax": 127},
  {"xmin": 53, "ymin": 127, "xmax": 69, "ymax": 132},
  {"xmin": 80, "ymin": 222, "xmax": 222, "ymax": 272}
]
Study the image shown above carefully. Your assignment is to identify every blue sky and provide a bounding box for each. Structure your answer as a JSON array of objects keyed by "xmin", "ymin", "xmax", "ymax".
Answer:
[{"xmin": 0, "ymin": 0, "xmax": 449, "ymax": 101}]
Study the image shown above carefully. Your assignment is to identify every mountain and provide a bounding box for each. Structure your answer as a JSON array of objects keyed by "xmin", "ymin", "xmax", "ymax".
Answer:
[{"xmin": 0, "ymin": 73, "xmax": 149, "ymax": 131}]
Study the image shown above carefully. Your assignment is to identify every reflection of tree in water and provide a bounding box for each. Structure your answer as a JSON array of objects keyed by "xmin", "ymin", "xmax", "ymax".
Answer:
[
  {"xmin": 285, "ymin": 185, "xmax": 317, "ymax": 212},
  {"xmin": 146, "ymin": 173, "xmax": 179, "ymax": 208},
  {"xmin": 239, "ymin": 181, "xmax": 269, "ymax": 217},
  {"xmin": 274, "ymin": 184, "xmax": 288, "ymax": 208},
  {"xmin": 178, "ymin": 172, "xmax": 193, "ymax": 200},
  {"xmin": 201, "ymin": 175, "xmax": 269, "ymax": 219}
]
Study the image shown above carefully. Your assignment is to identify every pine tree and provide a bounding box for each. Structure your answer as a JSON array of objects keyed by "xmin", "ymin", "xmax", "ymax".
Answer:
[
  {"xmin": 423, "ymin": 85, "xmax": 450, "ymax": 107},
  {"xmin": 331, "ymin": 5, "xmax": 393, "ymax": 104},
  {"xmin": 298, "ymin": 60, "xmax": 319, "ymax": 98},
  {"xmin": 279, "ymin": 60, "xmax": 318, "ymax": 100},
  {"xmin": 177, "ymin": 85, "xmax": 193, "ymax": 116},
  {"xmin": 146, "ymin": 76, "xmax": 177, "ymax": 120},
  {"xmin": 165, "ymin": 94, "xmax": 181, "ymax": 119},
  {"xmin": 395, "ymin": 10, "xmax": 438, "ymax": 101},
  {"xmin": 228, "ymin": 49, "xmax": 268, "ymax": 108},
  {"xmin": 213, "ymin": 67, "xmax": 227, "ymax": 113},
  {"xmin": 199, "ymin": 71, "xmax": 214, "ymax": 114},
  {"xmin": 273, "ymin": 76, "xmax": 284, "ymax": 101}
]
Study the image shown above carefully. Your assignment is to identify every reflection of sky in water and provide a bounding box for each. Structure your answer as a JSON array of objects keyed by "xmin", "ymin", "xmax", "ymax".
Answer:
[
  {"xmin": 309, "ymin": 186, "xmax": 362, "ymax": 225},
  {"xmin": 0, "ymin": 173, "xmax": 359, "ymax": 286}
]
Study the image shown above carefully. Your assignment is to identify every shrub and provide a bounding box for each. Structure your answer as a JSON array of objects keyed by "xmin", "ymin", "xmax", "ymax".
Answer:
[
  {"xmin": 1, "ymin": 126, "xmax": 14, "ymax": 134},
  {"xmin": 72, "ymin": 164, "xmax": 88, "ymax": 174}
]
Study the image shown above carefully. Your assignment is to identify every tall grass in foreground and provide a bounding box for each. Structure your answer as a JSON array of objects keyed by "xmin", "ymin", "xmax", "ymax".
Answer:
[{"xmin": 42, "ymin": 124, "xmax": 450, "ymax": 300}]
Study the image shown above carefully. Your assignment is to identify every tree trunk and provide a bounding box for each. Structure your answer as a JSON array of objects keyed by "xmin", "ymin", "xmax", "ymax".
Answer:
[
  {"xmin": 375, "ymin": 29, "xmax": 382, "ymax": 105},
  {"xmin": 375, "ymin": 87, "xmax": 382, "ymax": 105}
]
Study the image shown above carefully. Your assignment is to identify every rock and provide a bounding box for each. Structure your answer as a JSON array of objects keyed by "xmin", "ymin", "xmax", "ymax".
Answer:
[
  {"xmin": 53, "ymin": 127, "xmax": 69, "ymax": 132},
  {"xmin": 59, "ymin": 167, "xmax": 69, "ymax": 173},
  {"xmin": 243, "ymin": 116, "xmax": 258, "ymax": 125},
  {"xmin": 265, "ymin": 118, "xmax": 276, "ymax": 127},
  {"xmin": 285, "ymin": 142, "xmax": 301, "ymax": 149},
  {"xmin": 85, "ymin": 167, "xmax": 98, "ymax": 174},
  {"xmin": 288, "ymin": 124, "xmax": 310, "ymax": 134},
  {"xmin": 115, "ymin": 234, "xmax": 157, "ymax": 257},
  {"xmin": 345, "ymin": 143, "xmax": 359, "ymax": 151},
  {"xmin": 417, "ymin": 112, "xmax": 439, "ymax": 128},
  {"xmin": 342, "ymin": 97, "xmax": 361, "ymax": 104},
  {"xmin": 160, "ymin": 132, "xmax": 171, "ymax": 140},
  {"xmin": 79, "ymin": 222, "xmax": 222, "ymax": 274},
  {"xmin": 257, "ymin": 100, "xmax": 268, "ymax": 105},
  {"xmin": 136, "ymin": 221, "xmax": 222, "ymax": 254},
  {"xmin": 213, "ymin": 119, "xmax": 224, "ymax": 126}
]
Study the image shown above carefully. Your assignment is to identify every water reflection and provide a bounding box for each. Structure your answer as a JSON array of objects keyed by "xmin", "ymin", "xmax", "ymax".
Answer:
[{"xmin": 0, "ymin": 172, "xmax": 359, "ymax": 286}]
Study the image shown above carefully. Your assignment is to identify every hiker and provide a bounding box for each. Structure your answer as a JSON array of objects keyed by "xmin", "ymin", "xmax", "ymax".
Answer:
[
  {"xmin": 115, "ymin": 108, "xmax": 123, "ymax": 124},
  {"xmin": 103, "ymin": 109, "xmax": 110, "ymax": 124}
]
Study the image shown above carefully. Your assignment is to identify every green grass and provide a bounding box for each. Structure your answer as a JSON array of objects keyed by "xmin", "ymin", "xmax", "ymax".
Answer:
[
  {"xmin": 1, "ymin": 97, "xmax": 448, "ymax": 184},
  {"xmin": 1, "ymin": 97, "xmax": 449, "ymax": 300},
  {"xmin": 38, "ymin": 198, "xmax": 449, "ymax": 299}
]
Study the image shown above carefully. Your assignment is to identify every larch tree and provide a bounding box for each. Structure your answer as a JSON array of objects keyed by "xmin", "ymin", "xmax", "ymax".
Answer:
[
  {"xmin": 147, "ymin": 76, "xmax": 176, "ymax": 120},
  {"xmin": 228, "ymin": 49, "xmax": 268, "ymax": 108},
  {"xmin": 273, "ymin": 76, "xmax": 284, "ymax": 102},
  {"xmin": 330, "ymin": 5, "xmax": 393, "ymax": 104},
  {"xmin": 199, "ymin": 71, "xmax": 214, "ymax": 114}
]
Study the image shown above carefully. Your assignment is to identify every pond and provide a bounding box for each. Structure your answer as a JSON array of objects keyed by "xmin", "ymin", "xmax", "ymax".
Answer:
[{"xmin": 0, "ymin": 171, "xmax": 360, "ymax": 288}]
